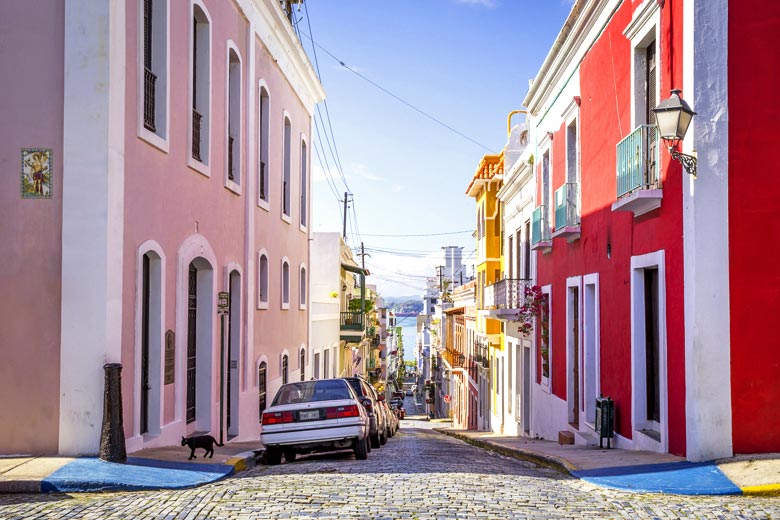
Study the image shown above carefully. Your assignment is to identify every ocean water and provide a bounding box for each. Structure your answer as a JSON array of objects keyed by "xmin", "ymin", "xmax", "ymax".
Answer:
[{"xmin": 394, "ymin": 315, "xmax": 419, "ymax": 363}]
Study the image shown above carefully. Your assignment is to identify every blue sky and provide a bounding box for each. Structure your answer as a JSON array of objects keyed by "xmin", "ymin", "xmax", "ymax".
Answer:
[{"xmin": 302, "ymin": 0, "xmax": 574, "ymax": 297}]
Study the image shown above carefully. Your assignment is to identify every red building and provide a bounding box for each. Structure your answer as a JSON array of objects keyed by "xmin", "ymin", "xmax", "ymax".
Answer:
[{"xmin": 524, "ymin": 0, "xmax": 780, "ymax": 460}]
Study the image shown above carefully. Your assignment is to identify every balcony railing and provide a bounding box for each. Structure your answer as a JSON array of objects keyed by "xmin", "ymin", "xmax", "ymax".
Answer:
[
  {"xmin": 340, "ymin": 311, "xmax": 364, "ymax": 331},
  {"xmin": 192, "ymin": 109, "xmax": 203, "ymax": 162},
  {"xmin": 616, "ymin": 124, "xmax": 659, "ymax": 198},
  {"xmin": 554, "ymin": 182, "xmax": 580, "ymax": 230},
  {"xmin": 531, "ymin": 205, "xmax": 551, "ymax": 246},
  {"xmin": 483, "ymin": 283, "xmax": 495, "ymax": 309},
  {"xmin": 143, "ymin": 67, "xmax": 157, "ymax": 132},
  {"xmin": 228, "ymin": 135, "xmax": 235, "ymax": 181},
  {"xmin": 444, "ymin": 348, "xmax": 465, "ymax": 368},
  {"xmin": 493, "ymin": 278, "xmax": 530, "ymax": 309}
]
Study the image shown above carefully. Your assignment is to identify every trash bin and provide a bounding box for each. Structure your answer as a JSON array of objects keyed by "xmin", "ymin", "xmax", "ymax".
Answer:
[{"xmin": 595, "ymin": 395, "xmax": 614, "ymax": 449}]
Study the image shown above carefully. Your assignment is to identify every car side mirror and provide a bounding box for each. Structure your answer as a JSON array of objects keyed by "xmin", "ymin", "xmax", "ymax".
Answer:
[{"xmin": 360, "ymin": 397, "xmax": 372, "ymax": 409}]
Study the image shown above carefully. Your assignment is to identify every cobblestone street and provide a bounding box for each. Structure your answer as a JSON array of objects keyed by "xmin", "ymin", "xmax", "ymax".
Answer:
[{"xmin": 1, "ymin": 424, "xmax": 779, "ymax": 519}]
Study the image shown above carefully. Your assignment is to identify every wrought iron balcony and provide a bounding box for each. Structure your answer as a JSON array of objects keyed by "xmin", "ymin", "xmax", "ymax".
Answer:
[
  {"xmin": 191, "ymin": 109, "xmax": 203, "ymax": 162},
  {"xmin": 531, "ymin": 205, "xmax": 552, "ymax": 250},
  {"xmin": 493, "ymin": 278, "xmax": 530, "ymax": 310},
  {"xmin": 553, "ymin": 182, "xmax": 581, "ymax": 240},
  {"xmin": 483, "ymin": 283, "xmax": 495, "ymax": 309},
  {"xmin": 340, "ymin": 311, "xmax": 364, "ymax": 331},
  {"xmin": 613, "ymin": 124, "xmax": 662, "ymax": 216},
  {"xmin": 143, "ymin": 67, "xmax": 157, "ymax": 132}
]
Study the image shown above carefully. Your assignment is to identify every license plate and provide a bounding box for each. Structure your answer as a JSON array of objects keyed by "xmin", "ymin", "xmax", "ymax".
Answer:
[{"xmin": 298, "ymin": 410, "xmax": 320, "ymax": 421}]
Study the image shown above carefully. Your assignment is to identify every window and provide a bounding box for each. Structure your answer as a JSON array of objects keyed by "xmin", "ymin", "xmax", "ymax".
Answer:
[
  {"xmin": 539, "ymin": 288, "xmax": 551, "ymax": 386},
  {"xmin": 186, "ymin": 263, "xmax": 197, "ymax": 423},
  {"xmin": 281, "ymin": 259, "xmax": 290, "ymax": 309},
  {"xmin": 523, "ymin": 221, "xmax": 531, "ymax": 279},
  {"xmin": 323, "ymin": 349, "xmax": 329, "ymax": 379},
  {"xmin": 299, "ymin": 265, "xmax": 307, "ymax": 309},
  {"xmin": 542, "ymin": 151, "xmax": 551, "ymax": 231},
  {"xmin": 226, "ymin": 45, "xmax": 241, "ymax": 189},
  {"xmin": 258, "ymin": 361, "xmax": 267, "ymax": 418},
  {"xmin": 508, "ymin": 235, "xmax": 513, "ymax": 279},
  {"xmin": 314, "ymin": 352, "xmax": 320, "ymax": 379},
  {"xmin": 190, "ymin": 3, "xmax": 210, "ymax": 168},
  {"xmin": 139, "ymin": 0, "xmax": 168, "ymax": 148},
  {"xmin": 257, "ymin": 251, "xmax": 269, "ymax": 309},
  {"xmin": 300, "ymin": 349, "xmax": 306, "ymax": 381},
  {"xmin": 258, "ymin": 84, "xmax": 270, "ymax": 205},
  {"xmin": 282, "ymin": 354, "xmax": 289, "ymax": 385},
  {"xmin": 300, "ymin": 138, "xmax": 308, "ymax": 228},
  {"xmin": 282, "ymin": 115, "xmax": 292, "ymax": 219}
]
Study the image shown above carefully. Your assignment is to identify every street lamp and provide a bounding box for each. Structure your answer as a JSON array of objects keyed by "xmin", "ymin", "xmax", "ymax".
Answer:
[
  {"xmin": 458, "ymin": 353, "xmax": 466, "ymax": 366},
  {"xmin": 652, "ymin": 89, "xmax": 697, "ymax": 177}
]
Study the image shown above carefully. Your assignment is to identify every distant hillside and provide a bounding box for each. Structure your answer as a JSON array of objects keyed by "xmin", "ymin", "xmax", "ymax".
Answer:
[{"xmin": 389, "ymin": 300, "xmax": 423, "ymax": 315}]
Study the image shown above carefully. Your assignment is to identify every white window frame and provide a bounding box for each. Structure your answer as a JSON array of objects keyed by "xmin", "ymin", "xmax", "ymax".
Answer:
[
  {"xmin": 625, "ymin": 0, "xmax": 662, "ymax": 131},
  {"xmin": 539, "ymin": 284, "xmax": 552, "ymax": 391},
  {"xmin": 566, "ymin": 276, "xmax": 582, "ymax": 426},
  {"xmin": 256, "ymin": 250, "xmax": 269, "ymax": 310},
  {"xmin": 299, "ymin": 133, "xmax": 308, "ymax": 232},
  {"xmin": 299, "ymin": 263, "xmax": 307, "ymax": 310},
  {"xmin": 281, "ymin": 257, "xmax": 290, "ymax": 310},
  {"xmin": 257, "ymin": 79, "xmax": 271, "ymax": 211},
  {"xmin": 137, "ymin": 0, "xmax": 170, "ymax": 152},
  {"xmin": 224, "ymin": 40, "xmax": 242, "ymax": 194},
  {"xmin": 188, "ymin": 0, "xmax": 212, "ymax": 177},
  {"xmin": 281, "ymin": 111, "xmax": 292, "ymax": 223},
  {"xmin": 630, "ymin": 249, "xmax": 668, "ymax": 453}
]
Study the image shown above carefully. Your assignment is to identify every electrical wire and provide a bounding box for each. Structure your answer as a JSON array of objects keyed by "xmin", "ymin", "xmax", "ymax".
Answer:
[
  {"xmin": 298, "ymin": 29, "xmax": 495, "ymax": 153},
  {"xmin": 312, "ymin": 140, "xmax": 342, "ymax": 203},
  {"xmin": 349, "ymin": 229, "xmax": 474, "ymax": 238}
]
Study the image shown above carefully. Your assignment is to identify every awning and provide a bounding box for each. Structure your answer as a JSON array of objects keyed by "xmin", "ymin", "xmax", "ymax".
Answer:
[{"xmin": 342, "ymin": 263, "xmax": 370, "ymax": 276}]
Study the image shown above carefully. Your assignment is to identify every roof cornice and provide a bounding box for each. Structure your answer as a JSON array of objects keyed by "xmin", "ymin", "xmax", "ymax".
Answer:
[
  {"xmin": 523, "ymin": 0, "xmax": 619, "ymax": 114},
  {"xmin": 240, "ymin": 0, "xmax": 326, "ymax": 114}
]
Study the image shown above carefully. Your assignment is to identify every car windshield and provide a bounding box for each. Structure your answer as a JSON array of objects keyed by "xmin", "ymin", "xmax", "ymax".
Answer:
[{"xmin": 272, "ymin": 380, "xmax": 353, "ymax": 406}]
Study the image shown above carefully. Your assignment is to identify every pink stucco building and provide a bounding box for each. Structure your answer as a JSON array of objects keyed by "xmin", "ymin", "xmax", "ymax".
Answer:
[{"xmin": 0, "ymin": 0, "xmax": 323, "ymax": 455}]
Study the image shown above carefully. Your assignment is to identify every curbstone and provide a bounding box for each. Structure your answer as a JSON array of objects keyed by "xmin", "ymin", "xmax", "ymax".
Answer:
[
  {"xmin": 742, "ymin": 484, "xmax": 780, "ymax": 497},
  {"xmin": 0, "ymin": 479, "xmax": 42, "ymax": 494},
  {"xmin": 433, "ymin": 428, "xmax": 575, "ymax": 475}
]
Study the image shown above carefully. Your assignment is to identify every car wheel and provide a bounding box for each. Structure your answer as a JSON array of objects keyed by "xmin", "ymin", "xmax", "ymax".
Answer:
[
  {"xmin": 380, "ymin": 430, "xmax": 387, "ymax": 445},
  {"xmin": 370, "ymin": 433, "xmax": 380, "ymax": 449},
  {"xmin": 283, "ymin": 449, "xmax": 297, "ymax": 462},
  {"xmin": 387, "ymin": 426, "xmax": 393, "ymax": 438},
  {"xmin": 264, "ymin": 447, "xmax": 282, "ymax": 466},
  {"xmin": 354, "ymin": 437, "xmax": 369, "ymax": 460}
]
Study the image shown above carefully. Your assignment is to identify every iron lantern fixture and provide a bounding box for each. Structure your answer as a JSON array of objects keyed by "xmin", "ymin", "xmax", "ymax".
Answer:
[
  {"xmin": 458, "ymin": 353, "xmax": 466, "ymax": 366},
  {"xmin": 652, "ymin": 89, "xmax": 698, "ymax": 177}
]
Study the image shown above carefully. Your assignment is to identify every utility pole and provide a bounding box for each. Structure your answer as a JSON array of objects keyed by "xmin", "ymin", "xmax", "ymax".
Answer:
[
  {"xmin": 342, "ymin": 192, "xmax": 350, "ymax": 240},
  {"xmin": 356, "ymin": 241, "xmax": 370, "ymax": 270},
  {"xmin": 437, "ymin": 265, "xmax": 445, "ymax": 292}
]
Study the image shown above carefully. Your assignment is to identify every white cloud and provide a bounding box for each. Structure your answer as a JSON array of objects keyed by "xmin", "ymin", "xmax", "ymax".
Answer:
[
  {"xmin": 391, "ymin": 184, "xmax": 404, "ymax": 193},
  {"xmin": 456, "ymin": 0, "xmax": 496, "ymax": 7},
  {"xmin": 350, "ymin": 162, "xmax": 385, "ymax": 182}
]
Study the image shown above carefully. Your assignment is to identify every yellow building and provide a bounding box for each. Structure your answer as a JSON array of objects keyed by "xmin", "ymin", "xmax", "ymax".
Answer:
[{"xmin": 466, "ymin": 152, "xmax": 505, "ymax": 432}]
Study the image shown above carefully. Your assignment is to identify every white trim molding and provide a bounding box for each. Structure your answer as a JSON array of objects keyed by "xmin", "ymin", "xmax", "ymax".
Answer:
[
  {"xmin": 224, "ymin": 39, "xmax": 243, "ymax": 195},
  {"xmin": 630, "ymin": 250, "xmax": 668, "ymax": 454},
  {"xmin": 281, "ymin": 256, "xmax": 290, "ymax": 310},
  {"xmin": 256, "ymin": 78, "xmax": 271, "ymax": 210},
  {"xmin": 187, "ymin": 0, "xmax": 212, "ymax": 177},
  {"xmin": 136, "ymin": 0, "xmax": 170, "ymax": 153},
  {"xmin": 582, "ymin": 273, "xmax": 600, "ymax": 430},
  {"xmin": 256, "ymin": 249, "xmax": 270, "ymax": 310}
]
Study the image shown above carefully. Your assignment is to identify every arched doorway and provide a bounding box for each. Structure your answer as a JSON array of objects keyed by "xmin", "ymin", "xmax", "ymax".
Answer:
[
  {"xmin": 227, "ymin": 269, "xmax": 241, "ymax": 437},
  {"xmin": 186, "ymin": 257, "xmax": 214, "ymax": 432}
]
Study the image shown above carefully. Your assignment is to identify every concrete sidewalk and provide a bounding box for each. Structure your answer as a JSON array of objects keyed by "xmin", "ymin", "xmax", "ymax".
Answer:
[
  {"xmin": 435, "ymin": 428, "xmax": 780, "ymax": 496},
  {"xmin": 0, "ymin": 441, "xmax": 263, "ymax": 493}
]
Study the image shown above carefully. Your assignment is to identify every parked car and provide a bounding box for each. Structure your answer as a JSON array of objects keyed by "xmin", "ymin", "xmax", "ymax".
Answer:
[
  {"xmin": 260, "ymin": 379, "xmax": 370, "ymax": 464},
  {"xmin": 405, "ymin": 389, "xmax": 413, "ymax": 396},
  {"xmin": 390, "ymin": 403, "xmax": 405, "ymax": 421},
  {"xmin": 377, "ymin": 396, "xmax": 398, "ymax": 436},
  {"xmin": 344, "ymin": 377, "xmax": 387, "ymax": 448}
]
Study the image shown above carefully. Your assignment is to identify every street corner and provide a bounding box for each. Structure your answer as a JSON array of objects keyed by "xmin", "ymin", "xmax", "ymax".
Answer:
[
  {"xmin": 40, "ymin": 457, "xmax": 234, "ymax": 493},
  {"xmin": 225, "ymin": 450, "xmax": 262, "ymax": 473},
  {"xmin": 572, "ymin": 461, "xmax": 743, "ymax": 496}
]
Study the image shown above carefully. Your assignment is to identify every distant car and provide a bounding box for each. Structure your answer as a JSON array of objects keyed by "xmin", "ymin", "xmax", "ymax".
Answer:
[
  {"xmin": 260, "ymin": 379, "xmax": 371, "ymax": 464},
  {"xmin": 377, "ymin": 398, "xmax": 398, "ymax": 437}
]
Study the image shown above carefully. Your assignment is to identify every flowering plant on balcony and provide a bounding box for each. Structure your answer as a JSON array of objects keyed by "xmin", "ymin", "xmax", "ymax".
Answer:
[{"xmin": 516, "ymin": 285, "xmax": 546, "ymax": 336}]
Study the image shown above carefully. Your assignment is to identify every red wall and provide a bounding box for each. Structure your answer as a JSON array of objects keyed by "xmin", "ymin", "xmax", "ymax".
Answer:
[
  {"xmin": 535, "ymin": 0, "xmax": 687, "ymax": 456},
  {"xmin": 728, "ymin": 0, "xmax": 780, "ymax": 454}
]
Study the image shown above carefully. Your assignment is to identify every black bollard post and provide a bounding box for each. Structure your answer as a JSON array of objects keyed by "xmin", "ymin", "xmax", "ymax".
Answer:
[{"xmin": 99, "ymin": 363, "xmax": 127, "ymax": 463}]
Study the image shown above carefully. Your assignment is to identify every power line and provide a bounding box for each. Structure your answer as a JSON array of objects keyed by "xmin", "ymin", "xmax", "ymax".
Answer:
[
  {"xmin": 298, "ymin": 30, "xmax": 495, "ymax": 153},
  {"xmin": 312, "ymin": 140, "xmax": 341, "ymax": 203},
  {"xmin": 349, "ymin": 229, "xmax": 474, "ymax": 238}
]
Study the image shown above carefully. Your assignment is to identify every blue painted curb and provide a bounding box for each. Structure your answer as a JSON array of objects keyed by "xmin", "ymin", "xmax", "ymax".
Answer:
[
  {"xmin": 41, "ymin": 457, "xmax": 234, "ymax": 493},
  {"xmin": 572, "ymin": 461, "xmax": 742, "ymax": 495}
]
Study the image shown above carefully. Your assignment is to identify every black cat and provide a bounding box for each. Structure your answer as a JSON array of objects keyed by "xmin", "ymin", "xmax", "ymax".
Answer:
[{"xmin": 181, "ymin": 435, "xmax": 224, "ymax": 460}]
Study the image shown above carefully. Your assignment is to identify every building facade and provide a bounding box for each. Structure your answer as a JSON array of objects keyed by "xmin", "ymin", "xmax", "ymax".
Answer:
[{"xmin": 0, "ymin": 0, "xmax": 323, "ymax": 456}]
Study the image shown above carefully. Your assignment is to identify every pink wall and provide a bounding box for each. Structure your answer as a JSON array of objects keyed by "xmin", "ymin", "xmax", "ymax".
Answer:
[
  {"xmin": 252, "ymin": 33, "xmax": 311, "ymax": 391},
  {"xmin": 0, "ymin": 0, "xmax": 64, "ymax": 455},
  {"xmin": 728, "ymin": 0, "xmax": 780, "ymax": 454},
  {"xmin": 535, "ymin": 0, "xmax": 687, "ymax": 456},
  {"xmin": 120, "ymin": 0, "xmax": 311, "ymax": 442}
]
